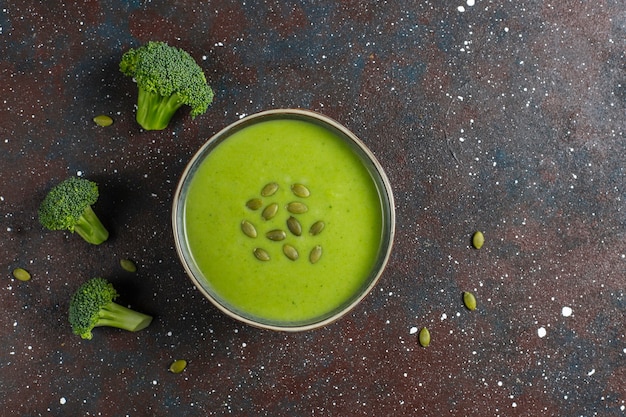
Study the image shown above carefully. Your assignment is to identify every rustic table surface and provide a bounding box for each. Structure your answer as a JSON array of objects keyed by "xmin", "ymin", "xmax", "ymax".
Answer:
[{"xmin": 1, "ymin": 1, "xmax": 625, "ymax": 416}]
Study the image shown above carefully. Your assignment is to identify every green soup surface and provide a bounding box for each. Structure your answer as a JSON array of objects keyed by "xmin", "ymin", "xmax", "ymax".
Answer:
[{"xmin": 183, "ymin": 118, "xmax": 384, "ymax": 325}]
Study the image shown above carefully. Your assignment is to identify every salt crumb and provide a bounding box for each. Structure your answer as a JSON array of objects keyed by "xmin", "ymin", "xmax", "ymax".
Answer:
[
  {"xmin": 537, "ymin": 327, "xmax": 547, "ymax": 338},
  {"xmin": 409, "ymin": 327, "xmax": 418, "ymax": 334},
  {"xmin": 60, "ymin": 397, "xmax": 66, "ymax": 405},
  {"xmin": 440, "ymin": 313, "xmax": 447, "ymax": 320},
  {"xmin": 562, "ymin": 306, "xmax": 573, "ymax": 317},
  {"xmin": 466, "ymin": 0, "xmax": 475, "ymax": 5},
  {"xmin": 587, "ymin": 369, "xmax": 595, "ymax": 376},
  {"xmin": 458, "ymin": 6, "xmax": 465, "ymax": 12}
]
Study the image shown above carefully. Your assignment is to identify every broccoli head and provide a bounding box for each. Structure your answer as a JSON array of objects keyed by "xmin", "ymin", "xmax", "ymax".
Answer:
[
  {"xmin": 69, "ymin": 277, "xmax": 153, "ymax": 340},
  {"xmin": 38, "ymin": 177, "xmax": 109, "ymax": 245},
  {"xmin": 119, "ymin": 41, "xmax": 214, "ymax": 130}
]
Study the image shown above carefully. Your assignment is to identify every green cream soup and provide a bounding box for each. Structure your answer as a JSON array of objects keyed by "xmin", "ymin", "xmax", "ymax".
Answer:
[{"xmin": 183, "ymin": 118, "xmax": 383, "ymax": 325}]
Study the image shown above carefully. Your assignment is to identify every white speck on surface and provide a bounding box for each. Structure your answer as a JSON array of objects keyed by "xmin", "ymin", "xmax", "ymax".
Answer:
[
  {"xmin": 538, "ymin": 327, "xmax": 547, "ymax": 338},
  {"xmin": 152, "ymin": 380, "xmax": 157, "ymax": 385},
  {"xmin": 458, "ymin": 6, "xmax": 465, "ymax": 12},
  {"xmin": 77, "ymin": 171, "xmax": 82, "ymax": 176},
  {"xmin": 562, "ymin": 306, "xmax": 573, "ymax": 317},
  {"xmin": 466, "ymin": 0, "xmax": 475, "ymax": 5},
  {"xmin": 60, "ymin": 397, "xmax": 66, "ymax": 405},
  {"xmin": 409, "ymin": 327, "xmax": 418, "ymax": 335},
  {"xmin": 440, "ymin": 313, "xmax": 447, "ymax": 320},
  {"xmin": 587, "ymin": 369, "xmax": 595, "ymax": 376}
]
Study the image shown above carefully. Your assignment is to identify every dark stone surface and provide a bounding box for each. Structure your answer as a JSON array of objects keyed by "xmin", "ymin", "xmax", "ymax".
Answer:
[{"xmin": 1, "ymin": 1, "xmax": 624, "ymax": 416}]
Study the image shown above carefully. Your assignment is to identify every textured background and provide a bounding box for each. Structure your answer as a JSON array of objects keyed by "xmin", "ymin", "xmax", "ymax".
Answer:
[{"xmin": 1, "ymin": 1, "xmax": 625, "ymax": 416}]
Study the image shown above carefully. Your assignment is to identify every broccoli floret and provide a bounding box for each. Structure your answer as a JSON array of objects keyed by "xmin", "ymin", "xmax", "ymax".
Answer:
[
  {"xmin": 69, "ymin": 277, "xmax": 153, "ymax": 340},
  {"xmin": 38, "ymin": 177, "xmax": 109, "ymax": 245},
  {"xmin": 119, "ymin": 41, "xmax": 214, "ymax": 130}
]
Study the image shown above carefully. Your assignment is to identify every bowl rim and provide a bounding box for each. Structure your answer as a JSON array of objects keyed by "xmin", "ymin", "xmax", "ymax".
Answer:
[{"xmin": 172, "ymin": 108, "xmax": 395, "ymax": 331}]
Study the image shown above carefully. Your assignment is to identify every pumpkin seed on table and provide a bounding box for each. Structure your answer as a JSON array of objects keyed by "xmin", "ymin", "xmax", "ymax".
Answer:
[
  {"xmin": 283, "ymin": 244, "xmax": 299, "ymax": 261},
  {"xmin": 241, "ymin": 220, "xmax": 257, "ymax": 238},
  {"xmin": 246, "ymin": 198, "xmax": 263, "ymax": 210},
  {"xmin": 93, "ymin": 114, "xmax": 113, "ymax": 127},
  {"xmin": 262, "ymin": 203, "xmax": 279, "ymax": 220},
  {"xmin": 472, "ymin": 231, "xmax": 484, "ymax": 249},
  {"xmin": 266, "ymin": 229, "xmax": 286, "ymax": 241},
  {"xmin": 309, "ymin": 220, "xmax": 325, "ymax": 236},
  {"xmin": 12, "ymin": 268, "xmax": 31, "ymax": 282},
  {"xmin": 287, "ymin": 216, "xmax": 302, "ymax": 236},
  {"xmin": 287, "ymin": 201, "xmax": 308, "ymax": 214},
  {"xmin": 261, "ymin": 182, "xmax": 279, "ymax": 197},
  {"xmin": 309, "ymin": 245, "xmax": 323, "ymax": 264},
  {"xmin": 120, "ymin": 259, "xmax": 137, "ymax": 273},
  {"xmin": 253, "ymin": 248, "xmax": 270, "ymax": 261},
  {"xmin": 291, "ymin": 183, "xmax": 310, "ymax": 198},
  {"xmin": 168, "ymin": 359, "xmax": 187, "ymax": 374},
  {"xmin": 463, "ymin": 291, "xmax": 477, "ymax": 311},
  {"xmin": 418, "ymin": 327, "xmax": 431, "ymax": 347}
]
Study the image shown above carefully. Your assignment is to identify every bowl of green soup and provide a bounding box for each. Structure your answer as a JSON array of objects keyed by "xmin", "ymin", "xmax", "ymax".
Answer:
[{"xmin": 172, "ymin": 109, "xmax": 395, "ymax": 331}]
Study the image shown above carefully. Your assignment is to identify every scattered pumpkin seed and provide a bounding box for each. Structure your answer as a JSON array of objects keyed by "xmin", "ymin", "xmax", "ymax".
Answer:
[
  {"xmin": 93, "ymin": 114, "xmax": 113, "ymax": 127},
  {"xmin": 291, "ymin": 183, "xmax": 310, "ymax": 198},
  {"xmin": 12, "ymin": 267, "xmax": 31, "ymax": 282},
  {"xmin": 253, "ymin": 248, "xmax": 270, "ymax": 261},
  {"xmin": 246, "ymin": 198, "xmax": 263, "ymax": 210},
  {"xmin": 262, "ymin": 203, "xmax": 279, "ymax": 220},
  {"xmin": 168, "ymin": 359, "xmax": 187, "ymax": 374},
  {"xmin": 472, "ymin": 231, "xmax": 484, "ymax": 249},
  {"xmin": 120, "ymin": 259, "xmax": 137, "ymax": 273},
  {"xmin": 241, "ymin": 220, "xmax": 257, "ymax": 238},
  {"xmin": 309, "ymin": 220, "xmax": 325, "ymax": 236},
  {"xmin": 287, "ymin": 216, "xmax": 302, "ymax": 236},
  {"xmin": 287, "ymin": 201, "xmax": 308, "ymax": 214},
  {"xmin": 309, "ymin": 245, "xmax": 323, "ymax": 264},
  {"xmin": 283, "ymin": 244, "xmax": 299, "ymax": 261},
  {"xmin": 266, "ymin": 229, "xmax": 287, "ymax": 241},
  {"xmin": 419, "ymin": 327, "xmax": 430, "ymax": 347},
  {"xmin": 463, "ymin": 291, "xmax": 477, "ymax": 311},
  {"xmin": 261, "ymin": 182, "xmax": 279, "ymax": 197}
]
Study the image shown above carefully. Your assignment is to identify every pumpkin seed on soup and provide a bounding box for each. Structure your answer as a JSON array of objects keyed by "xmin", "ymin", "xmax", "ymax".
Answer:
[
  {"xmin": 261, "ymin": 182, "xmax": 279, "ymax": 197},
  {"xmin": 309, "ymin": 245, "xmax": 323, "ymax": 264},
  {"xmin": 287, "ymin": 201, "xmax": 308, "ymax": 214},
  {"xmin": 262, "ymin": 203, "xmax": 279, "ymax": 220},
  {"xmin": 266, "ymin": 229, "xmax": 286, "ymax": 241},
  {"xmin": 253, "ymin": 248, "xmax": 270, "ymax": 261},
  {"xmin": 246, "ymin": 198, "xmax": 263, "ymax": 210},
  {"xmin": 287, "ymin": 216, "xmax": 302, "ymax": 236},
  {"xmin": 291, "ymin": 183, "xmax": 310, "ymax": 198},
  {"xmin": 283, "ymin": 244, "xmax": 299, "ymax": 261},
  {"xmin": 241, "ymin": 220, "xmax": 257, "ymax": 238},
  {"xmin": 309, "ymin": 220, "xmax": 325, "ymax": 236}
]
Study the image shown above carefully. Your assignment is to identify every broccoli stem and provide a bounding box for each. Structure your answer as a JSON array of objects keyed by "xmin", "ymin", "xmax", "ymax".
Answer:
[
  {"xmin": 74, "ymin": 205, "xmax": 109, "ymax": 245},
  {"xmin": 136, "ymin": 87, "xmax": 184, "ymax": 130},
  {"xmin": 96, "ymin": 302, "xmax": 153, "ymax": 332}
]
